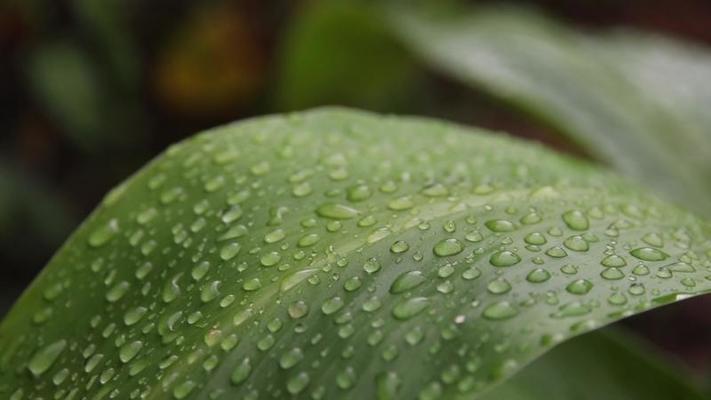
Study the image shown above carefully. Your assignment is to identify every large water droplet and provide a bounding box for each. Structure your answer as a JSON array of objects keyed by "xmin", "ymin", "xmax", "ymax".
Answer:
[
  {"xmin": 88, "ymin": 219, "xmax": 119, "ymax": 248},
  {"xmin": 630, "ymin": 247, "xmax": 669, "ymax": 262},
  {"xmin": 119, "ymin": 341, "xmax": 143, "ymax": 363},
  {"xmin": 390, "ymin": 271, "xmax": 426, "ymax": 294},
  {"xmin": 392, "ymin": 297, "xmax": 429, "ymax": 320},
  {"xmin": 433, "ymin": 239, "xmax": 463, "ymax": 257},
  {"xmin": 485, "ymin": 219, "xmax": 515, "ymax": 232},
  {"xmin": 566, "ymin": 279, "xmax": 593, "ymax": 295},
  {"xmin": 483, "ymin": 301, "xmax": 518, "ymax": 320},
  {"xmin": 28, "ymin": 339, "xmax": 66, "ymax": 377},
  {"xmin": 562, "ymin": 210, "xmax": 589, "ymax": 231},
  {"xmin": 279, "ymin": 348, "xmax": 304, "ymax": 369},
  {"xmin": 490, "ymin": 251, "xmax": 521, "ymax": 267},
  {"xmin": 316, "ymin": 203, "xmax": 359, "ymax": 220},
  {"xmin": 230, "ymin": 358, "xmax": 252, "ymax": 385}
]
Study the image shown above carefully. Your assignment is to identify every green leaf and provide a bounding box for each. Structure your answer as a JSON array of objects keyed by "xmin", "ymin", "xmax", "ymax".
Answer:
[
  {"xmin": 27, "ymin": 40, "xmax": 108, "ymax": 150},
  {"xmin": 276, "ymin": 1, "xmax": 421, "ymax": 111},
  {"xmin": 1, "ymin": 108, "xmax": 710, "ymax": 399},
  {"xmin": 481, "ymin": 329, "xmax": 706, "ymax": 400},
  {"xmin": 391, "ymin": 5, "xmax": 711, "ymax": 218}
]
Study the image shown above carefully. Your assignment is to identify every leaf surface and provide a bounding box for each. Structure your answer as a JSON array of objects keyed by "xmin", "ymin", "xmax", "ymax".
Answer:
[{"xmin": 1, "ymin": 108, "xmax": 710, "ymax": 399}]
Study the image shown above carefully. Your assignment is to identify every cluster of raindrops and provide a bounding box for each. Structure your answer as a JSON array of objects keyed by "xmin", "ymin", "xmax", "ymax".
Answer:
[{"xmin": 1, "ymin": 110, "xmax": 710, "ymax": 400}]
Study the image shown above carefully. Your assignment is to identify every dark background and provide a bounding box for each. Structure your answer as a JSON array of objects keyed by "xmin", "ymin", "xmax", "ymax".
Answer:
[{"xmin": 1, "ymin": 0, "xmax": 710, "ymax": 384}]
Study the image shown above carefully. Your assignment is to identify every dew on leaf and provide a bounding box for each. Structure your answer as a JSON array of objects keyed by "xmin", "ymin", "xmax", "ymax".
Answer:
[
  {"xmin": 27, "ymin": 339, "xmax": 66, "ymax": 377},
  {"xmin": 489, "ymin": 250, "xmax": 521, "ymax": 267},
  {"xmin": 433, "ymin": 238, "xmax": 463, "ymax": 257}
]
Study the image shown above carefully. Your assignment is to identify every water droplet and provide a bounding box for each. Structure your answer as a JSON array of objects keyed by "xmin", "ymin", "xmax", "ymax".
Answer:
[
  {"xmin": 287, "ymin": 372, "xmax": 310, "ymax": 394},
  {"xmin": 88, "ymin": 219, "xmax": 119, "ymax": 248},
  {"xmin": 292, "ymin": 182, "xmax": 312, "ymax": 197},
  {"xmin": 316, "ymin": 203, "xmax": 359, "ymax": 220},
  {"xmin": 376, "ymin": 371, "xmax": 401, "ymax": 399},
  {"xmin": 28, "ymin": 339, "xmax": 66, "ymax": 376},
  {"xmin": 392, "ymin": 297, "xmax": 429, "ymax": 320},
  {"xmin": 347, "ymin": 184, "xmax": 372, "ymax": 202},
  {"xmin": 562, "ymin": 210, "xmax": 589, "ymax": 231},
  {"xmin": 390, "ymin": 271, "xmax": 425, "ymax": 294},
  {"xmin": 465, "ymin": 230, "xmax": 483, "ymax": 243},
  {"xmin": 487, "ymin": 278, "xmax": 512, "ymax": 294},
  {"xmin": 485, "ymin": 219, "xmax": 515, "ymax": 232},
  {"xmin": 264, "ymin": 228, "xmax": 286, "ymax": 244},
  {"xmin": 250, "ymin": 161, "xmax": 270, "ymax": 175},
  {"xmin": 200, "ymin": 281, "xmax": 221, "ymax": 303},
  {"xmin": 362, "ymin": 296, "xmax": 382, "ymax": 312},
  {"xmin": 288, "ymin": 300, "xmax": 309, "ymax": 319},
  {"xmin": 601, "ymin": 255, "xmax": 626, "ymax": 268},
  {"xmin": 566, "ymin": 279, "xmax": 593, "ymax": 295},
  {"xmin": 221, "ymin": 205, "xmax": 243, "ymax": 224},
  {"xmin": 106, "ymin": 281, "xmax": 131, "ymax": 302},
  {"xmin": 242, "ymin": 278, "xmax": 262, "ymax": 291},
  {"xmin": 526, "ymin": 268, "xmax": 550, "ymax": 283},
  {"xmin": 322, "ymin": 296, "xmax": 344, "ymax": 315},
  {"xmin": 545, "ymin": 246, "xmax": 568, "ymax": 258},
  {"xmin": 119, "ymin": 341, "xmax": 143, "ymax": 363},
  {"xmin": 666, "ymin": 262, "xmax": 695, "ymax": 273},
  {"xmin": 563, "ymin": 235, "xmax": 589, "ymax": 252},
  {"xmin": 390, "ymin": 240, "xmax": 410, "ymax": 254},
  {"xmin": 279, "ymin": 348, "xmax": 304, "ymax": 369},
  {"xmin": 490, "ymin": 251, "xmax": 521, "ymax": 267},
  {"xmin": 630, "ymin": 247, "xmax": 669, "ymax": 262},
  {"xmin": 337, "ymin": 366, "xmax": 357, "ymax": 389},
  {"xmin": 433, "ymin": 238, "xmax": 463, "ymax": 257},
  {"xmin": 601, "ymin": 267, "xmax": 624, "ymax": 280},
  {"xmin": 173, "ymin": 381, "xmax": 197, "ymax": 399},
  {"xmin": 363, "ymin": 258, "xmax": 382, "ymax": 274},
  {"xmin": 483, "ymin": 301, "xmax": 518, "ymax": 320},
  {"xmin": 162, "ymin": 274, "xmax": 182, "ymax": 303},
  {"xmin": 525, "ymin": 232, "xmax": 547, "ymax": 245},
  {"xmin": 462, "ymin": 267, "xmax": 481, "ymax": 280},
  {"xmin": 218, "ymin": 224, "xmax": 248, "ymax": 241},
  {"xmin": 191, "ymin": 261, "xmax": 210, "ymax": 281},
  {"xmin": 344, "ymin": 276, "xmax": 362, "ymax": 292},
  {"xmin": 298, "ymin": 233, "xmax": 320, "ymax": 247},
  {"xmin": 230, "ymin": 358, "xmax": 252, "ymax": 385},
  {"xmin": 642, "ymin": 232, "xmax": 664, "ymax": 247},
  {"xmin": 220, "ymin": 242, "xmax": 241, "ymax": 261},
  {"xmin": 608, "ymin": 292, "xmax": 627, "ymax": 305},
  {"xmin": 124, "ymin": 306, "xmax": 148, "ymax": 326},
  {"xmin": 260, "ymin": 251, "xmax": 281, "ymax": 267},
  {"xmin": 388, "ymin": 196, "xmax": 414, "ymax": 211},
  {"xmin": 520, "ymin": 212, "xmax": 542, "ymax": 225}
]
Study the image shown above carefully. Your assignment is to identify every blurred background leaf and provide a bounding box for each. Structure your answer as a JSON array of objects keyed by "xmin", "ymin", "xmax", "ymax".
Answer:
[
  {"xmin": 276, "ymin": 1, "xmax": 422, "ymax": 112},
  {"xmin": 481, "ymin": 329, "xmax": 706, "ymax": 400},
  {"xmin": 391, "ymin": 4, "xmax": 711, "ymax": 218}
]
